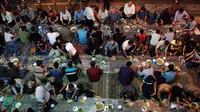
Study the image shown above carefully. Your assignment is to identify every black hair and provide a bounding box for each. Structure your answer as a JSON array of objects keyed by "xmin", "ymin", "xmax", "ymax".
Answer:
[
  {"xmin": 168, "ymin": 64, "xmax": 174, "ymax": 71},
  {"xmin": 13, "ymin": 109, "xmax": 19, "ymax": 112},
  {"xmin": 139, "ymin": 29, "xmax": 144, "ymax": 34},
  {"xmin": 5, "ymin": 27, "xmax": 10, "ymax": 32},
  {"xmin": 49, "ymin": 27, "xmax": 53, "ymax": 32},
  {"xmin": 8, "ymin": 62, "xmax": 14, "ymax": 68},
  {"xmin": 126, "ymin": 61, "xmax": 132, "ymax": 67},
  {"xmin": 68, "ymin": 83, "xmax": 74, "ymax": 89},
  {"xmin": 164, "ymin": 40, "xmax": 170, "ymax": 45},
  {"xmin": 49, "ymin": 10, "xmax": 53, "ymax": 13},
  {"xmin": 141, "ymin": 6, "xmax": 146, "ymax": 11},
  {"xmin": 31, "ymin": 26, "xmax": 35, "ymax": 32},
  {"xmin": 178, "ymin": 8, "xmax": 184, "ymax": 13},
  {"xmin": 190, "ymin": 16, "xmax": 195, "ymax": 21},
  {"xmin": 156, "ymin": 29, "xmax": 160, "ymax": 34},
  {"xmin": 36, "ymin": 60, "xmax": 42, "ymax": 66},
  {"xmin": 56, "ymin": 37, "xmax": 61, "ymax": 41},
  {"xmin": 67, "ymin": 61, "xmax": 73, "ymax": 67},
  {"xmin": 8, "ymin": 79, "xmax": 15, "ymax": 85},
  {"xmin": 27, "ymin": 108, "xmax": 34, "ymax": 112},
  {"xmin": 169, "ymin": 28, "xmax": 173, "ymax": 32},
  {"xmin": 31, "ymin": 78, "xmax": 36, "ymax": 82},
  {"xmin": 21, "ymin": 26, "xmax": 26, "ymax": 31},
  {"xmin": 53, "ymin": 62, "xmax": 59, "ymax": 69},
  {"xmin": 90, "ymin": 61, "xmax": 96, "ymax": 67},
  {"xmin": 116, "ymin": 28, "xmax": 120, "ymax": 33},
  {"xmin": 77, "ymin": 83, "xmax": 84, "ymax": 91},
  {"xmin": 128, "ymin": 39, "xmax": 134, "ymax": 45},
  {"xmin": 37, "ymin": 8, "xmax": 43, "ymax": 12}
]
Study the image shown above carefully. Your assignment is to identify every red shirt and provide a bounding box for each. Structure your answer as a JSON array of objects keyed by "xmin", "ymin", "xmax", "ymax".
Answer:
[
  {"xmin": 137, "ymin": 34, "xmax": 146, "ymax": 44},
  {"xmin": 87, "ymin": 67, "xmax": 103, "ymax": 82}
]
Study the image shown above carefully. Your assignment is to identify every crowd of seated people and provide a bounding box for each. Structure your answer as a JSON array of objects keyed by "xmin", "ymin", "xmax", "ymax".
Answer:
[{"xmin": 0, "ymin": 0, "xmax": 200, "ymax": 111}]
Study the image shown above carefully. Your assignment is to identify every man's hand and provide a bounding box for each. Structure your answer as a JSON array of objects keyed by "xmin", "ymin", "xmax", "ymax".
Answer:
[{"xmin": 151, "ymin": 92, "xmax": 156, "ymax": 96}]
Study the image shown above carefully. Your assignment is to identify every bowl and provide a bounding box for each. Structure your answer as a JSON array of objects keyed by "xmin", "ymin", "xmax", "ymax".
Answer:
[
  {"xmin": 95, "ymin": 102, "xmax": 104, "ymax": 111},
  {"xmin": 70, "ymin": 27, "xmax": 77, "ymax": 33},
  {"xmin": 132, "ymin": 25, "xmax": 137, "ymax": 29},
  {"xmin": 123, "ymin": 26, "xmax": 130, "ymax": 32},
  {"xmin": 15, "ymin": 102, "xmax": 22, "ymax": 109},
  {"xmin": 146, "ymin": 59, "xmax": 152, "ymax": 64},
  {"xmin": 73, "ymin": 106, "xmax": 78, "ymax": 111},
  {"xmin": 3, "ymin": 97, "xmax": 13, "ymax": 107},
  {"xmin": 108, "ymin": 104, "xmax": 114, "ymax": 110},
  {"xmin": 10, "ymin": 58, "xmax": 19, "ymax": 65},
  {"xmin": 95, "ymin": 55, "xmax": 103, "ymax": 63},
  {"xmin": 156, "ymin": 58, "xmax": 164, "ymax": 66},
  {"xmin": 78, "ymin": 107, "xmax": 84, "ymax": 112},
  {"xmin": 100, "ymin": 61, "xmax": 106, "ymax": 65}
]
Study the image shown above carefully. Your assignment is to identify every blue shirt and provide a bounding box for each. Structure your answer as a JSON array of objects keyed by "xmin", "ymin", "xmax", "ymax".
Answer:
[
  {"xmin": 78, "ymin": 30, "xmax": 87, "ymax": 44},
  {"xmin": 137, "ymin": 10, "xmax": 148, "ymax": 20},
  {"xmin": 104, "ymin": 41, "xmax": 119, "ymax": 53},
  {"xmin": 74, "ymin": 10, "xmax": 84, "ymax": 21},
  {"xmin": 119, "ymin": 66, "xmax": 135, "ymax": 85},
  {"xmin": 162, "ymin": 71, "xmax": 176, "ymax": 83},
  {"xmin": 48, "ymin": 69, "xmax": 62, "ymax": 79},
  {"xmin": 138, "ymin": 68, "xmax": 154, "ymax": 80}
]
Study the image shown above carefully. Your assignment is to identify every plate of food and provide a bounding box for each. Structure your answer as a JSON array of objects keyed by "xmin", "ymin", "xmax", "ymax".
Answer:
[
  {"xmin": 3, "ymin": 97, "xmax": 13, "ymax": 107},
  {"xmin": 70, "ymin": 27, "xmax": 77, "ymax": 33},
  {"xmin": 105, "ymin": 25, "xmax": 111, "ymax": 30},
  {"xmin": 175, "ymin": 66, "xmax": 180, "ymax": 71},
  {"xmin": 95, "ymin": 55, "xmax": 103, "ymax": 63},
  {"xmin": 191, "ymin": 102, "xmax": 199, "ymax": 108},
  {"xmin": 148, "ymin": 29, "xmax": 154, "ymax": 33},
  {"xmin": 146, "ymin": 59, "xmax": 152, "ymax": 64},
  {"xmin": 123, "ymin": 26, "xmax": 130, "ymax": 32},
  {"xmin": 100, "ymin": 61, "xmax": 105, "ymax": 65},
  {"xmin": 156, "ymin": 58, "xmax": 164, "ymax": 65},
  {"xmin": 108, "ymin": 104, "xmax": 114, "ymax": 110},
  {"xmin": 132, "ymin": 25, "xmax": 137, "ymax": 29},
  {"xmin": 15, "ymin": 102, "xmax": 22, "ymax": 109},
  {"xmin": 57, "ymin": 94, "xmax": 63, "ymax": 100},
  {"xmin": 78, "ymin": 107, "xmax": 84, "ymax": 112},
  {"xmin": 53, "ymin": 58, "xmax": 61, "ymax": 64},
  {"xmin": 11, "ymin": 58, "xmax": 19, "ymax": 65},
  {"xmin": 95, "ymin": 102, "xmax": 104, "ymax": 111}
]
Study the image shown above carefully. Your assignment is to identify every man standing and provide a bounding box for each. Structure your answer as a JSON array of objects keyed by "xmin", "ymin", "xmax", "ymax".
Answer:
[
  {"xmin": 83, "ymin": 6, "xmax": 96, "ymax": 30},
  {"xmin": 65, "ymin": 42, "xmax": 82, "ymax": 65},
  {"xmin": 123, "ymin": 1, "xmax": 136, "ymax": 21},
  {"xmin": 118, "ymin": 61, "xmax": 136, "ymax": 86},
  {"xmin": 87, "ymin": 61, "xmax": 103, "ymax": 82}
]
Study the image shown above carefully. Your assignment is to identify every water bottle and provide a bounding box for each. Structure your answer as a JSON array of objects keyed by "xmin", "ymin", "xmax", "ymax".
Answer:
[
  {"xmin": 74, "ymin": 95, "xmax": 78, "ymax": 102},
  {"xmin": 38, "ymin": 26, "xmax": 43, "ymax": 34}
]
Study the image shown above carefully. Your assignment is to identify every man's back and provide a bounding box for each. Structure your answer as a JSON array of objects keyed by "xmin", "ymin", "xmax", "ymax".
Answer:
[
  {"xmin": 19, "ymin": 30, "xmax": 30, "ymax": 44},
  {"xmin": 119, "ymin": 66, "xmax": 135, "ymax": 85},
  {"xmin": 47, "ymin": 32, "xmax": 60, "ymax": 45},
  {"xmin": 87, "ymin": 67, "xmax": 103, "ymax": 82},
  {"xmin": 150, "ymin": 33, "xmax": 160, "ymax": 46},
  {"xmin": 78, "ymin": 30, "xmax": 87, "ymax": 44}
]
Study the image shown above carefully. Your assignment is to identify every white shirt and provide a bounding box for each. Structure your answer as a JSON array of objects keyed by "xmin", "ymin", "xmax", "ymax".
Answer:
[
  {"xmin": 174, "ymin": 10, "xmax": 189, "ymax": 22},
  {"xmin": 1, "ymin": 11, "xmax": 13, "ymax": 23},
  {"xmin": 98, "ymin": 9, "xmax": 108, "ymax": 20},
  {"xmin": 65, "ymin": 42, "xmax": 77, "ymax": 55},
  {"xmin": 150, "ymin": 33, "xmax": 160, "ymax": 46},
  {"xmin": 165, "ymin": 32, "xmax": 174, "ymax": 43},
  {"xmin": 138, "ymin": 68, "xmax": 154, "ymax": 80},
  {"xmin": 60, "ymin": 10, "xmax": 71, "ymax": 22},
  {"xmin": 122, "ymin": 40, "xmax": 132, "ymax": 50},
  {"xmin": 124, "ymin": 3, "xmax": 136, "ymax": 15},
  {"xmin": 156, "ymin": 40, "xmax": 165, "ymax": 49},
  {"xmin": 35, "ymin": 86, "xmax": 50, "ymax": 103},
  {"xmin": 83, "ymin": 7, "xmax": 95, "ymax": 21},
  {"xmin": 47, "ymin": 32, "xmax": 60, "ymax": 45},
  {"xmin": 4, "ymin": 32, "xmax": 13, "ymax": 42}
]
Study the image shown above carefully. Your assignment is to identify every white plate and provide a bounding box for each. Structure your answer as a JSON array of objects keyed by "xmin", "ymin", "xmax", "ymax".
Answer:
[
  {"xmin": 123, "ymin": 26, "xmax": 130, "ymax": 32},
  {"xmin": 0, "ymin": 97, "xmax": 4, "ymax": 101},
  {"xmin": 15, "ymin": 102, "xmax": 22, "ymax": 109},
  {"xmin": 11, "ymin": 58, "xmax": 19, "ymax": 65},
  {"xmin": 156, "ymin": 58, "xmax": 164, "ymax": 66},
  {"xmin": 70, "ymin": 27, "xmax": 77, "ymax": 33}
]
